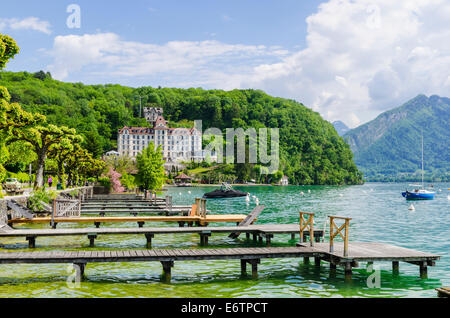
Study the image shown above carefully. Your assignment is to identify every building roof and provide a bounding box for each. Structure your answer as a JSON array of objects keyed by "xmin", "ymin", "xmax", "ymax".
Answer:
[
  {"xmin": 118, "ymin": 126, "xmax": 154, "ymax": 134},
  {"xmin": 175, "ymin": 173, "xmax": 191, "ymax": 180}
]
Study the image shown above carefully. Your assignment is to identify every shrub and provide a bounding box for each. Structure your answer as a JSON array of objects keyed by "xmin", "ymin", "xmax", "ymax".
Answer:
[{"xmin": 28, "ymin": 188, "xmax": 57, "ymax": 212}]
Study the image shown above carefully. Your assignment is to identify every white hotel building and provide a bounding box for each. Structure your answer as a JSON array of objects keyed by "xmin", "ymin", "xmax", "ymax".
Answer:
[{"xmin": 117, "ymin": 107, "xmax": 210, "ymax": 163}]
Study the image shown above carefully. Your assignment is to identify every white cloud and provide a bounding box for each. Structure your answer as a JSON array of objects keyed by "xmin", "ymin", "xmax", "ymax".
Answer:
[
  {"xmin": 45, "ymin": 0, "xmax": 450, "ymax": 128},
  {"xmin": 47, "ymin": 33, "xmax": 287, "ymax": 89},
  {"xmin": 0, "ymin": 17, "xmax": 51, "ymax": 34},
  {"xmin": 243, "ymin": 0, "xmax": 450, "ymax": 127}
]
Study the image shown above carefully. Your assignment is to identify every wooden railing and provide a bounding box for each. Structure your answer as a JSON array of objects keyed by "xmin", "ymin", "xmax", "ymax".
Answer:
[
  {"xmin": 299, "ymin": 212, "xmax": 315, "ymax": 246},
  {"xmin": 329, "ymin": 216, "xmax": 351, "ymax": 257},
  {"xmin": 51, "ymin": 198, "xmax": 81, "ymax": 228},
  {"xmin": 194, "ymin": 198, "xmax": 207, "ymax": 217}
]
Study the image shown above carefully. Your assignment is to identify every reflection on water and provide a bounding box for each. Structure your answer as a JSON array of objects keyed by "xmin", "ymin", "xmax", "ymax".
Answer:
[{"xmin": 0, "ymin": 183, "xmax": 449, "ymax": 298}]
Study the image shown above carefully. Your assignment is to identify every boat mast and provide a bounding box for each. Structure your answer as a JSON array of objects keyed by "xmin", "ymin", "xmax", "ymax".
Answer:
[{"xmin": 421, "ymin": 132, "xmax": 424, "ymax": 188}]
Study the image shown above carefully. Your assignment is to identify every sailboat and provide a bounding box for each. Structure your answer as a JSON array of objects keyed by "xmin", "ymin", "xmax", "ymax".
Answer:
[{"xmin": 402, "ymin": 134, "xmax": 436, "ymax": 200}]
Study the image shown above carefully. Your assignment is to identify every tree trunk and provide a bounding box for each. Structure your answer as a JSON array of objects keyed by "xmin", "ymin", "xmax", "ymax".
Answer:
[{"xmin": 34, "ymin": 151, "xmax": 47, "ymax": 189}]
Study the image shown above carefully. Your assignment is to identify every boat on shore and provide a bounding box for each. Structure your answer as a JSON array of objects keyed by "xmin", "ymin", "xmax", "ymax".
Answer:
[{"xmin": 203, "ymin": 183, "xmax": 249, "ymax": 198}]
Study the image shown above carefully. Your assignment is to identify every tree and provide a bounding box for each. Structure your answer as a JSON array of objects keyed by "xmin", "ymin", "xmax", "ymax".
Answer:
[
  {"xmin": 48, "ymin": 136, "xmax": 83, "ymax": 188},
  {"xmin": 8, "ymin": 124, "xmax": 79, "ymax": 188},
  {"xmin": 0, "ymin": 34, "xmax": 19, "ymax": 69},
  {"xmin": 83, "ymin": 130, "xmax": 103, "ymax": 159},
  {"xmin": 135, "ymin": 142, "xmax": 165, "ymax": 190}
]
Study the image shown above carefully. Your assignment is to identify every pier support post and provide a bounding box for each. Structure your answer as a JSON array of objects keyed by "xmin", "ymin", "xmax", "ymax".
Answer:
[
  {"xmin": 314, "ymin": 257, "xmax": 321, "ymax": 267},
  {"xmin": 26, "ymin": 236, "xmax": 36, "ymax": 248},
  {"xmin": 246, "ymin": 233, "xmax": 250, "ymax": 241},
  {"xmin": 252, "ymin": 233, "xmax": 258, "ymax": 243},
  {"xmin": 303, "ymin": 257, "xmax": 310, "ymax": 265},
  {"xmin": 51, "ymin": 222, "xmax": 58, "ymax": 229},
  {"xmin": 199, "ymin": 231, "xmax": 211, "ymax": 246},
  {"xmin": 240, "ymin": 259, "xmax": 260, "ymax": 279},
  {"xmin": 419, "ymin": 262, "xmax": 428, "ymax": 279},
  {"xmin": 265, "ymin": 234, "xmax": 273, "ymax": 247},
  {"xmin": 178, "ymin": 221, "xmax": 185, "ymax": 228},
  {"xmin": 138, "ymin": 221, "xmax": 145, "ymax": 228},
  {"xmin": 291, "ymin": 233, "xmax": 296, "ymax": 241},
  {"xmin": 161, "ymin": 261, "xmax": 174, "ymax": 283},
  {"xmin": 94, "ymin": 222, "xmax": 101, "ymax": 228},
  {"xmin": 344, "ymin": 262, "xmax": 353, "ymax": 281},
  {"xmin": 73, "ymin": 263, "xmax": 86, "ymax": 282},
  {"xmin": 258, "ymin": 235, "xmax": 263, "ymax": 245},
  {"xmin": 392, "ymin": 261, "xmax": 399, "ymax": 275},
  {"xmin": 88, "ymin": 234, "xmax": 97, "ymax": 247},
  {"xmin": 330, "ymin": 262, "xmax": 337, "ymax": 270},
  {"xmin": 240, "ymin": 259, "xmax": 247, "ymax": 276},
  {"xmin": 145, "ymin": 234, "xmax": 154, "ymax": 249}
]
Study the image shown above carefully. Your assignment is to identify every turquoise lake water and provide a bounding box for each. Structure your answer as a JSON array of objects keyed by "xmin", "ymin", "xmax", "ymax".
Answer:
[{"xmin": 0, "ymin": 182, "xmax": 449, "ymax": 298}]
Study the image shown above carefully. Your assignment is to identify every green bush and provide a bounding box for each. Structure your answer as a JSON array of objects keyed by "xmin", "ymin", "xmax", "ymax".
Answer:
[
  {"xmin": 98, "ymin": 177, "xmax": 112, "ymax": 190},
  {"xmin": 28, "ymin": 188, "xmax": 57, "ymax": 212},
  {"xmin": 120, "ymin": 173, "xmax": 136, "ymax": 190}
]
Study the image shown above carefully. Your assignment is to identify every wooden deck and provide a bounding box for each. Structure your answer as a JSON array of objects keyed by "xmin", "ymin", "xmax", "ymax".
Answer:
[
  {"xmin": 8, "ymin": 214, "xmax": 248, "ymax": 228},
  {"xmin": 436, "ymin": 287, "xmax": 450, "ymax": 298},
  {"xmin": 0, "ymin": 243, "xmax": 440, "ymax": 282},
  {"xmin": 0, "ymin": 224, "xmax": 323, "ymax": 248}
]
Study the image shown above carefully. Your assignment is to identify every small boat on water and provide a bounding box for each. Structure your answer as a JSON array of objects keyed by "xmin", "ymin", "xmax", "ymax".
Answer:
[
  {"xmin": 402, "ymin": 133, "xmax": 435, "ymax": 200},
  {"xmin": 402, "ymin": 188, "xmax": 436, "ymax": 200},
  {"xmin": 203, "ymin": 183, "xmax": 249, "ymax": 198}
]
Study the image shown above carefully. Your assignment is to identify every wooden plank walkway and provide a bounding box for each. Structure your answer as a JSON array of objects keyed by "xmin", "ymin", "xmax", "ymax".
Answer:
[
  {"xmin": 8, "ymin": 214, "xmax": 248, "ymax": 228},
  {"xmin": 0, "ymin": 242, "xmax": 440, "ymax": 282},
  {"xmin": 297, "ymin": 242, "xmax": 440, "ymax": 279},
  {"xmin": 0, "ymin": 224, "xmax": 322, "ymax": 248},
  {"xmin": 436, "ymin": 287, "xmax": 450, "ymax": 298}
]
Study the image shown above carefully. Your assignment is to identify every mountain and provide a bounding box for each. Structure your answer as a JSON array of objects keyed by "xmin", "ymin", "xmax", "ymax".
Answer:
[
  {"xmin": 0, "ymin": 70, "xmax": 363, "ymax": 185},
  {"xmin": 343, "ymin": 94, "xmax": 450, "ymax": 182},
  {"xmin": 332, "ymin": 121, "xmax": 350, "ymax": 136}
]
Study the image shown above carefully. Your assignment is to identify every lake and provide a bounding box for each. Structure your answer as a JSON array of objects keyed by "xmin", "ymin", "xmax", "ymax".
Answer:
[{"xmin": 0, "ymin": 182, "xmax": 448, "ymax": 298}]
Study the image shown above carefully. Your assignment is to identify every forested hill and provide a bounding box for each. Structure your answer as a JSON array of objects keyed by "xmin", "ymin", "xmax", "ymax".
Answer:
[
  {"xmin": 0, "ymin": 70, "xmax": 362, "ymax": 185},
  {"xmin": 344, "ymin": 94, "xmax": 450, "ymax": 182}
]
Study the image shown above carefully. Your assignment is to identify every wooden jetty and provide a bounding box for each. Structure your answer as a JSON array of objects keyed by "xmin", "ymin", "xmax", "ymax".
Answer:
[
  {"xmin": 0, "ymin": 208, "xmax": 441, "ymax": 284},
  {"xmin": 436, "ymin": 287, "xmax": 450, "ymax": 298},
  {"xmin": 0, "ymin": 242, "xmax": 439, "ymax": 283},
  {"xmin": 0, "ymin": 224, "xmax": 323, "ymax": 248}
]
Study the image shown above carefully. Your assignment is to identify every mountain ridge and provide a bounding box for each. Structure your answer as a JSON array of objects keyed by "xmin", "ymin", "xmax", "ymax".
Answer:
[{"xmin": 344, "ymin": 94, "xmax": 450, "ymax": 181}]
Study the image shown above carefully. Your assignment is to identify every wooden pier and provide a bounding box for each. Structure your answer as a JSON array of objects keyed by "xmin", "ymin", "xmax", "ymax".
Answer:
[
  {"xmin": 0, "ymin": 205, "xmax": 441, "ymax": 284},
  {"xmin": 0, "ymin": 224, "xmax": 323, "ymax": 248},
  {"xmin": 0, "ymin": 243, "xmax": 439, "ymax": 283}
]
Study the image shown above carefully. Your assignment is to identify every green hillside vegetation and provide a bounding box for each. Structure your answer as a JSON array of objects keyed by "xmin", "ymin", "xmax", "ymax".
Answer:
[
  {"xmin": 0, "ymin": 70, "xmax": 363, "ymax": 185},
  {"xmin": 344, "ymin": 95, "xmax": 450, "ymax": 182}
]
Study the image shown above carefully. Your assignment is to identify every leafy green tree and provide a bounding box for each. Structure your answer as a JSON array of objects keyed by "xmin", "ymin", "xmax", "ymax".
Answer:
[
  {"xmin": 135, "ymin": 142, "xmax": 165, "ymax": 190},
  {"xmin": 8, "ymin": 124, "xmax": 79, "ymax": 188}
]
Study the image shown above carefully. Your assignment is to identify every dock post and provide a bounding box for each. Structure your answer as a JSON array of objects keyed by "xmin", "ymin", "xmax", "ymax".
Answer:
[
  {"xmin": 199, "ymin": 231, "xmax": 211, "ymax": 246},
  {"xmin": 73, "ymin": 263, "xmax": 86, "ymax": 282},
  {"xmin": 265, "ymin": 234, "xmax": 273, "ymax": 247},
  {"xmin": 249, "ymin": 259, "xmax": 260, "ymax": 279},
  {"xmin": 392, "ymin": 261, "xmax": 399, "ymax": 275},
  {"xmin": 246, "ymin": 233, "xmax": 250, "ymax": 241},
  {"xmin": 252, "ymin": 233, "xmax": 258, "ymax": 243},
  {"xmin": 314, "ymin": 257, "xmax": 321, "ymax": 267},
  {"xmin": 258, "ymin": 235, "xmax": 263, "ymax": 245},
  {"xmin": 419, "ymin": 262, "xmax": 428, "ymax": 279},
  {"xmin": 344, "ymin": 262, "xmax": 352, "ymax": 278},
  {"xmin": 303, "ymin": 257, "xmax": 310, "ymax": 264},
  {"xmin": 240, "ymin": 259, "xmax": 247, "ymax": 276},
  {"xmin": 291, "ymin": 233, "xmax": 296, "ymax": 241},
  {"xmin": 145, "ymin": 234, "xmax": 154, "ymax": 249},
  {"xmin": 94, "ymin": 222, "xmax": 101, "ymax": 228},
  {"xmin": 26, "ymin": 236, "xmax": 36, "ymax": 248},
  {"xmin": 330, "ymin": 262, "xmax": 337, "ymax": 270},
  {"xmin": 299, "ymin": 212, "xmax": 315, "ymax": 247},
  {"xmin": 161, "ymin": 261, "xmax": 174, "ymax": 283},
  {"xmin": 88, "ymin": 234, "xmax": 97, "ymax": 247},
  {"xmin": 138, "ymin": 221, "xmax": 145, "ymax": 228}
]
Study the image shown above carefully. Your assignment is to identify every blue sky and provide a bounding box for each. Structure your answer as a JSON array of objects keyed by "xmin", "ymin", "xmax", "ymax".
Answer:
[{"xmin": 1, "ymin": 0, "xmax": 449, "ymax": 127}]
